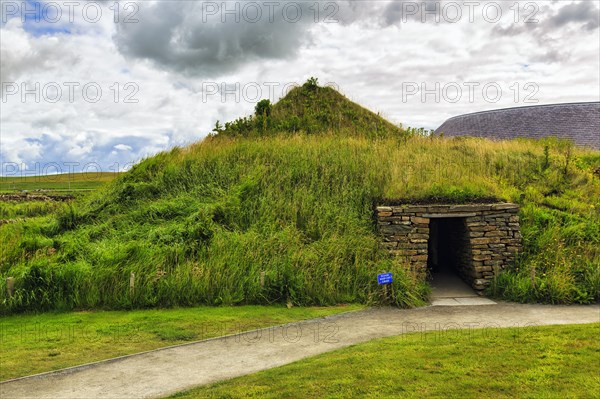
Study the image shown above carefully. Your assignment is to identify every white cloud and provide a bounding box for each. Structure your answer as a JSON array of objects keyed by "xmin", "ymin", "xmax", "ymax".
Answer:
[{"xmin": 114, "ymin": 144, "xmax": 132, "ymax": 151}]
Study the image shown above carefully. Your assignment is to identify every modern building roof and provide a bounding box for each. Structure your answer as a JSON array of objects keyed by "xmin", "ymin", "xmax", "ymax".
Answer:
[{"xmin": 435, "ymin": 102, "xmax": 599, "ymax": 149}]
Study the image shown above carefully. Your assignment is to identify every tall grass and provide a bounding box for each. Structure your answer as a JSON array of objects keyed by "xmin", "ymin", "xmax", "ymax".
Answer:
[
  {"xmin": 0, "ymin": 201, "xmax": 65, "ymax": 219},
  {"xmin": 0, "ymin": 135, "xmax": 598, "ymax": 313}
]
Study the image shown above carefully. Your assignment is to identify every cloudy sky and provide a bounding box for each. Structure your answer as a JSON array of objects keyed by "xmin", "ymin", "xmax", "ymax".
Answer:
[{"xmin": 1, "ymin": 0, "xmax": 599, "ymax": 174}]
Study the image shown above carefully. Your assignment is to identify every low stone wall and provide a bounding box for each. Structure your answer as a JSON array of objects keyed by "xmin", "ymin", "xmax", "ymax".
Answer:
[{"xmin": 376, "ymin": 203, "xmax": 522, "ymax": 292}]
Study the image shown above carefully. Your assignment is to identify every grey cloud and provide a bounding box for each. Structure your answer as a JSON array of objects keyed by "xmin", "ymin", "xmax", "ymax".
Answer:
[
  {"xmin": 113, "ymin": 1, "xmax": 315, "ymax": 77},
  {"xmin": 381, "ymin": 0, "xmax": 441, "ymax": 26},
  {"xmin": 493, "ymin": 1, "xmax": 599, "ymax": 36},
  {"xmin": 112, "ymin": 0, "xmax": 389, "ymax": 77},
  {"xmin": 492, "ymin": 1, "xmax": 599, "ymax": 64},
  {"xmin": 547, "ymin": 1, "xmax": 599, "ymax": 31}
]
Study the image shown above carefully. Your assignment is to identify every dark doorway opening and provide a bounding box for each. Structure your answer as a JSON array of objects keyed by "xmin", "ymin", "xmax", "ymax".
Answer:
[
  {"xmin": 428, "ymin": 218, "xmax": 467, "ymax": 274},
  {"xmin": 427, "ymin": 217, "xmax": 475, "ymax": 297}
]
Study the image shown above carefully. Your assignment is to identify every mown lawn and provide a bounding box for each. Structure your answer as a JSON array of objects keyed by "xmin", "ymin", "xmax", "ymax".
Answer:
[
  {"xmin": 172, "ymin": 323, "xmax": 600, "ymax": 399},
  {"xmin": 0, "ymin": 304, "xmax": 360, "ymax": 381}
]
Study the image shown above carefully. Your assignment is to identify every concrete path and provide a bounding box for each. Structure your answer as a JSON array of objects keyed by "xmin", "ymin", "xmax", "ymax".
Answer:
[{"xmin": 1, "ymin": 303, "xmax": 598, "ymax": 399}]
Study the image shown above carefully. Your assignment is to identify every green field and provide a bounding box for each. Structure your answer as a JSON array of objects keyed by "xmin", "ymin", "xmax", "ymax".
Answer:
[
  {"xmin": 0, "ymin": 172, "xmax": 120, "ymax": 193},
  {"xmin": 0, "ymin": 304, "xmax": 359, "ymax": 381},
  {"xmin": 172, "ymin": 323, "xmax": 600, "ymax": 399},
  {"xmin": 0, "ymin": 80, "xmax": 598, "ymax": 313}
]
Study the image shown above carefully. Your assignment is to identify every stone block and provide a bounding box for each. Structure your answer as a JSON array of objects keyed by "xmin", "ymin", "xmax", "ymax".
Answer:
[
  {"xmin": 380, "ymin": 226, "xmax": 399, "ymax": 235},
  {"xmin": 405, "ymin": 207, "xmax": 427, "ymax": 213},
  {"xmin": 391, "ymin": 250, "xmax": 417, "ymax": 256},
  {"xmin": 411, "ymin": 216, "xmax": 430, "ymax": 224},
  {"xmin": 380, "ymin": 242, "xmax": 398, "ymax": 250},
  {"xmin": 491, "ymin": 203, "xmax": 519, "ymax": 210},
  {"xmin": 485, "ymin": 231, "xmax": 506, "ymax": 237},
  {"xmin": 449, "ymin": 204, "xmax": 492, "ymax": 212},
  {"xmin": 469, "ymin": 225, "xmax": 497, "ymax": 232},
  {"xmin": 466, "ymin": 222, "xmax": 487, "ymax": 227},
  {"xmin": 471, "ymin": 237, "xmax": 501, "ymax": 245}
]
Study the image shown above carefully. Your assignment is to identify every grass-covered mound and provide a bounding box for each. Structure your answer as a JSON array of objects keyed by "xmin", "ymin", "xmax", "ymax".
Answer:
[
  {"xmin": 211, "ymin": 78, "xmax": 405, "ymax": 138},
  {"xmin": 0, "ymin": 82, "xmax": 598, "ymax": 313}
]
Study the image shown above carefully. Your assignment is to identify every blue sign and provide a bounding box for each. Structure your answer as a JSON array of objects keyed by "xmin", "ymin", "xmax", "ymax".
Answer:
[{"xmin": 377, "ymin": 272, "xmax": 393, "ymax": 285}]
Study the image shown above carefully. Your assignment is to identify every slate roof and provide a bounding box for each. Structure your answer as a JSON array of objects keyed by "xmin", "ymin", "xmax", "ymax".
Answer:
[{"xmin": 435, "ymin": 102, "xmax": 599, "ymax": 149}]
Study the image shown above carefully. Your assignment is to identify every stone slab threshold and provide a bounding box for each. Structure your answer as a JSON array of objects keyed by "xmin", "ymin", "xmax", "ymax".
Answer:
[{"xmin": 431, "ymin": 297, "xmax": 497, "ymax": 306}]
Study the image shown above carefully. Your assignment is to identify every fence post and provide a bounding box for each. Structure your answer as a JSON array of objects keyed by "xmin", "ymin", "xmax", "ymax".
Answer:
[
  {"xmin": 6, "ymin": 277, "xmax": 15, "ymax": 298},
  {"xmin": 129, "ymin": 273, "xmax": 135, "ymax": 296},
  {"xmin": 260, "ymin": 271, "xmax": 265, "ymax": 288},
  {"xmin": 383, "ymin": 283, "xmax": 388, "ymax": 303}
]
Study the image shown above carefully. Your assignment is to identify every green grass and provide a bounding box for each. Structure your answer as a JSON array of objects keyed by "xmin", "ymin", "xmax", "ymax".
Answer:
[
  {"xmin": 0, "ymin": 82, "xmax": 598, "ymax": 313},
  {"xmin": 171, "ymin": 323, "xmax": 600, "ymax": 399},
  {"xmin": 212, "ymin": 78, "xmax": 404, "ymax": 138},
  {"xmin": 0, "ymin": 201, "xmax": 67, "ymax": 220},
  {"xmin": 0, "ymin": 304, "xmax": 360, "ymax": 381},
  {"xmin": 0, "ymin": 172, "xmax": 120, "ymax": 193}
]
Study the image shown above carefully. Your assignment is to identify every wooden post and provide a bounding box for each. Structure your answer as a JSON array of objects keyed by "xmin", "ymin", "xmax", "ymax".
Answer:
[
  {"xmin": 6, "ymin": 277, "xmax": 15, "ymax": 298},
  {"xmin": 260, "ymin": 271, "xmax": 265, "ymax": 288},
  {"xmin": 129, "ymin": 273, "xmax": 135, "ymax": 296},
  {"xmin": 383, "ymin": 284, "xmax": 388, "ymax": 303}
]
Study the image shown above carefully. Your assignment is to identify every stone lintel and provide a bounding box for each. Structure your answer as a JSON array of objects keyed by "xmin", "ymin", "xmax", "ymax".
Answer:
[{"xmin": 422, "ymin": 212, "xmax": 477, "ymax": 218}]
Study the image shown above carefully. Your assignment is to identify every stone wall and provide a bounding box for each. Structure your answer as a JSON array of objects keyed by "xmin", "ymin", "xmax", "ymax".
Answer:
[{"xmin": 376, "ymin": 203, "xmax": 522, "ymax": 292}]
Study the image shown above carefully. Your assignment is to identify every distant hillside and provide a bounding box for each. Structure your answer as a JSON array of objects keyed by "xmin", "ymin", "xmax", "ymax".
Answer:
[
  {"xmin": 0, "ymin": 80, "xmax": 598, "ymax": 313},
  {"xmin": 0, "ymin": 172, "xmax": 120, "ymax": 193}
]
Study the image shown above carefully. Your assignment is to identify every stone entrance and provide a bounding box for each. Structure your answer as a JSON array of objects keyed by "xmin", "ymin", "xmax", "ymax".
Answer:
[{"xmin": 376, "ymin": 203, "xmax": 522, "ymax": 293}]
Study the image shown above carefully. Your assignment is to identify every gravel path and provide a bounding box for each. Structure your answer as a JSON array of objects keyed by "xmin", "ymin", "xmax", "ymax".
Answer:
[{"xmin": 1, "ymin": 303, "xmax": 598, "ymax": 399}]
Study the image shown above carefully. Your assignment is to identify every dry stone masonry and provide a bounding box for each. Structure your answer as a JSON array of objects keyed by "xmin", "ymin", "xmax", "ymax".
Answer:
[{"xmin": 376, "ymin": 203, "xmax": 523, "ymax": 293}]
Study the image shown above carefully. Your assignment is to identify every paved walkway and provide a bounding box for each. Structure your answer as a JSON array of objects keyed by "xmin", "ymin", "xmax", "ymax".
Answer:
[{"xmin": 1, "ymin": 303, "xmax": 598, "ymax": 399}]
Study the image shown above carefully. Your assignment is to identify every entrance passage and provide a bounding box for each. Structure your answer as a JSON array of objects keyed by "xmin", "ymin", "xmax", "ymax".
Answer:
[
  {"xmin": 427, "ymin": 217, "xmax": 477, "ymax": 299},
  {"xmin": 376, "ymin": 203, "xmax": 522, "ymax": 295}
]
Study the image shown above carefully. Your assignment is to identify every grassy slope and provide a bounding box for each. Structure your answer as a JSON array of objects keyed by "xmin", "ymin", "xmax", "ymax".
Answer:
[
  {"xmin": 172, "ymin": 323, "xmax": 600, "ymax": 399},
  {"xmin": 213, "ymin": 82, "xmax": 404, "ymax": 138},
  {"xmin": 0, "ymin": 83, "xmax": 598, "ymax": 313},
  {"xmin": 0, "ymin": 304, "xmax": 359, "ymax": 381}
]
